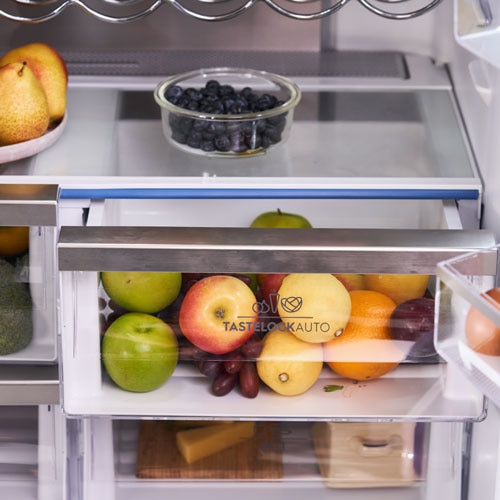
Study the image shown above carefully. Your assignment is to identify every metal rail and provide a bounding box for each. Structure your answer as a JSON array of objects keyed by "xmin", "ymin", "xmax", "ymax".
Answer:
[{"xmin": 2, "ymin": 0, "xmax": 445, "ymax": 23}]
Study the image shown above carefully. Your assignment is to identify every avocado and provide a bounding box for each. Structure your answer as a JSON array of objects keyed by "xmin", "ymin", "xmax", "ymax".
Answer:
[{"xmin": 0, "ymin": 258, "xmax": 33, "ymax": 355}]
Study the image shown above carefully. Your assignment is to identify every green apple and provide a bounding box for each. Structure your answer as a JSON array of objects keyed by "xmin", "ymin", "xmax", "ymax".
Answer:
[
  {"xmin": 250, "ymin": 208, "xmax": 312, "ymax": 228},
  {"xmin": 178, "ymin": 275, "xmax": 258, "ymax": 355},
  {"xmin": 102, "ymin": 312, "xmax": 178, "ymax": 392},
  {"xmin": 101, "ymin": 271, "xmax": 182, "ymax": 314}
]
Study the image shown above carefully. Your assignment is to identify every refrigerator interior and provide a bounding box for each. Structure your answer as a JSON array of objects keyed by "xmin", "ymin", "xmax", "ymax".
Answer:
[{"xmin": 2, "ymin": 0, "xmax": 500, "ymax": 499}]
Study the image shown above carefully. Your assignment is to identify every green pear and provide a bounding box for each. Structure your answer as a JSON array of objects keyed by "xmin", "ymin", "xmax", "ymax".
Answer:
[
  {"xmin": 250, "ymin": 208, "xmax": 313, "ymax": 228},
  {"xmin": 0, "ymin": 62, "xmax": 50, "ymax": 146}
]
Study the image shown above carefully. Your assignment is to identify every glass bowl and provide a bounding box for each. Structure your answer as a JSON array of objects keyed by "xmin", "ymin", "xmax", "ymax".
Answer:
[{"xmin": 154, "ymin": 67, "xmax": 301, "ymax": 158}]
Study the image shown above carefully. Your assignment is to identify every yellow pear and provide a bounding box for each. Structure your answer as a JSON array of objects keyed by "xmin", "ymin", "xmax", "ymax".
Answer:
[
  {"xmin": 0, "ymin": 62, "xmax": 50, "ymax": 146},
  {"xmin": 0, "ymin": 43, "xmax": 67, "ymax": 123}
]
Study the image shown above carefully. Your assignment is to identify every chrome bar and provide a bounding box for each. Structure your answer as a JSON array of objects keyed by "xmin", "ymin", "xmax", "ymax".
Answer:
[
  {"xmin": 58, "ymin": 226, "xmax": 497, "ymax": 275},
  {"xmin": 2, "ymin": 0, "xmax": 446, "ymax": 22},
  {"xmin": 0, "ymin": 185, "xmax": 59, "ymax": 226}
]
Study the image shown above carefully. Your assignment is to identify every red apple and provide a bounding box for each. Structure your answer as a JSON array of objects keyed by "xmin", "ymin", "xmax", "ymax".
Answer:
[{"xmin": 179, "ymin": 275, "xmax": 258, "ymax": 355}]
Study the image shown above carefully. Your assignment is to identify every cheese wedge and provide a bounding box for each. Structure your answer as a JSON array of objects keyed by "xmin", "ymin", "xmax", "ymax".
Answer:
[
  {"xmin": 176, "ymin": 421, "xmax": 255, "ymax": 464},
  {"xmin": 170, "ymin": 420, "xmax": 234, "ymax": 430}
]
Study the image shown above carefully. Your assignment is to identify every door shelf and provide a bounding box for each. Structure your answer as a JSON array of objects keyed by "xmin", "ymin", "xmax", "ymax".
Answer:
[{"xmin": 436, "ymin": 243, "xmax": 500, "ymax": 408}]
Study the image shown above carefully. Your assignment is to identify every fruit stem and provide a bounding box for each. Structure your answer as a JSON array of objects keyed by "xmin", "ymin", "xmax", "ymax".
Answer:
[
  {"xmin": 277, "ymin": 208, "xmax": 282, "ymax": 216},
  {"xmin": 278, "ymin": 372, "xmax": 289, "ymax": 383},
  {"xmin": 18, "ymin": 61, "xmax": 27, "ymax": 77}
]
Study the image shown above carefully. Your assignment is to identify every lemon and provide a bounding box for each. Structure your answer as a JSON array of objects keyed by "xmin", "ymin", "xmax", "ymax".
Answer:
[
  {"xmin": 277, "ymin": 273, "xmax": 351, "ymax": 343},
  {"xmin": 256, "ymin": 324, "xmax": 323, "ymax": 396},
  {"xmin": 363, "ymin": 273, "xmax": 429, "ymax": 305}
]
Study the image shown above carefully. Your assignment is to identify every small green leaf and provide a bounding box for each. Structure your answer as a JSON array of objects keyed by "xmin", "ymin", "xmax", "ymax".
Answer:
[{"xmin": 323, "ymin": 384, "xmax": 344, "ymax": 393}]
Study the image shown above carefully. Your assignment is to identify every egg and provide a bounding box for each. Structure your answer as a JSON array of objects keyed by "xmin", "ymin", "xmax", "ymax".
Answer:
[{"xmin": 465, "ymin": 287, "xmax": 500, "ymax": 355}]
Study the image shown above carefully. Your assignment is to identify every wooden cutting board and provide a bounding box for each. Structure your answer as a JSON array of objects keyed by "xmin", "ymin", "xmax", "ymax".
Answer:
[{"xmin": 136, "ymin": 421, "xmax": 283, "ymax": 479}]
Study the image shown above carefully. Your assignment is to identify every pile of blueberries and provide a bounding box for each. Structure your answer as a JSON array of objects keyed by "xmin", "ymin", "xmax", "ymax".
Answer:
[{"xmin": 164, "ymin": 79, "xmax": 289, "ymax": 154}]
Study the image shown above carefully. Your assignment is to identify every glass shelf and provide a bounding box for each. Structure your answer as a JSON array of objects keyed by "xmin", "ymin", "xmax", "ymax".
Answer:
[{"xmin": 0, "ymin": 55, "xmax": 481, "ymax": 203}]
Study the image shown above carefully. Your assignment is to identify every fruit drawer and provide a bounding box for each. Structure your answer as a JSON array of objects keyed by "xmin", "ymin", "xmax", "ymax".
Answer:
[
  {"xmin": 0, "ymin": 185, "xmax": 58, "ymax": 365},
  {"xmin": 436, "ymin": 243, "xmax": 500, "ymax": 407},
  {"xmin": 57, "ymin": 197, "xmax": 494, "ymax": 419}
]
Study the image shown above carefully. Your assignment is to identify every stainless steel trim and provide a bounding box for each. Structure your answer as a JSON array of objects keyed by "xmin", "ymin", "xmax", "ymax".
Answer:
[
  {"xmin": 58, "ymin": 227, "xmax": 497, "ymax": 275},
  {"xmin": 2, "ymin": 0, "xmax": 445, "ymax": 23},
  {"xmin": 0, "ymin": 185, "xmax": 59, "ymax": 226},
  {"xmin": 0, "ymin": 365, "xmax": 59, "ymax": 405}
]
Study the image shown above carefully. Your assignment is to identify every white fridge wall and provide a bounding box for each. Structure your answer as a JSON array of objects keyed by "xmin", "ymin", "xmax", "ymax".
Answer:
[{"xmin": 449, "ymin": 44, "xmax": 500, "ymax": 242}]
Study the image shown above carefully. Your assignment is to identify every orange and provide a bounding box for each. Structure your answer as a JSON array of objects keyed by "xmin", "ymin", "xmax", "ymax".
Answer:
[
  {"xmin": 363, "ymin": 273, "xmax": 429, "ymax": 305},
  {"xmin": 324, "ymin": 290, "xmax": 404, "ymax": 381},
  {"xmin": 0, "ymin": 226, "xmax": 29, "ymax": 257}
]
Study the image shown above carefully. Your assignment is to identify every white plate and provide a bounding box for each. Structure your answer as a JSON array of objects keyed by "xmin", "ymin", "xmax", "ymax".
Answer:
[{"xmin": 0, "ymin": 113, "xmax": 67, "ymax": 164}]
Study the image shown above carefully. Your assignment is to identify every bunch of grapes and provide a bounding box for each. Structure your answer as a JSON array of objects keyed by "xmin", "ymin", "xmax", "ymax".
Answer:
[{"xmin": 195, "ymin": 334, "xmax": 263, "ymax": 398}]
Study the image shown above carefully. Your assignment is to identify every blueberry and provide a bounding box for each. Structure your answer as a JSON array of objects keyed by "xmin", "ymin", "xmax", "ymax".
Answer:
[
  {"xmin": 184, "ymin": 88, "xmax": 203, "ymax": 101},
  {"xmin": 256, "ymin": 119, "xmax": 267, "ymax": 134},
  {"xmin": 256, "ymin": 94, "xmax": 277, "ymax": 111},
  {"xmin": 204, "ymin": 80, "xmax": 220, "ymax": 95},
  {"xmin": 266, "ymin": 113, "xmax": 286, "ymax": 129},
  {"xmin": 165, "ymin": 85, "xmax": 183, "ymax": 102},
  {"xmin": 264, "ymin": 124, "xmax": 282, "ymax": 144},
  {"xmin": 240, "ymin": 122, "xmax": 255, "ymax": 137},
  {"xmin": 211, "ymin": 101, "xmax": 225, "ymax": 114},
  {"xmin": 201, "ymin": 122, "xmax": 217, "ymax": 140},
  {"xmin": 240, "ymin": 87, "xmax": 254, "ymax": 99},
  {"xmin": 222, "ymin": 97, "xmax": 236, "ymax": 113},
  {"xmin": 230, "ymin": 137, "xmax": 248, "ymax": 153},
  {"xmin": 176, "ymin": 95, "xmax": 191, "ymax": 109},
  {"xmin": 260, "ymin": 134, "xmax": 273, "ymax": 149},
  {"xmin": 200, "ymin": 140, "xmax": 216, "ymax": 152},
  {"xmin": 219, "ymin": 84, "xmax": 235, "ymax": 97},
  {"xmin": 187, "ymin": 131, "xmax": 203, "ymax": 148},
  {"xmin": 186, "ymin": 99, "xmax": 199, "ymax": 111},
  {"xmin": 193, "ymin": 120, "xmax": 209, "ymax": 132},
  {"xmin": 171, "ymin": 130, "xmax": 188, "ymax": 144},
  {"xmin": 214, "ymin": 135, "xmax": 231, "ymax": 152},
  {"xmin": 177, "ymin": 117, "xmax": 194, "ymax": 135}
]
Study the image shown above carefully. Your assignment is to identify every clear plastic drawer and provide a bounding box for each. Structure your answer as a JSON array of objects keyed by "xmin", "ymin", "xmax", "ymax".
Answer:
[
  {"xmin": 57, "ymin": 198, "xmax": 493, "ymax": 420},
  {"xmin": 0, "ymin": 185, "xmax": 58, "ymax": 364}
]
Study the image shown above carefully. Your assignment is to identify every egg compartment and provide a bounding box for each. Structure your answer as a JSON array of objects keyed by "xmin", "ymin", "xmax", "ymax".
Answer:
[{"xmin": 435, "ymin": 243, "xmax": 500, "ymax": 407}]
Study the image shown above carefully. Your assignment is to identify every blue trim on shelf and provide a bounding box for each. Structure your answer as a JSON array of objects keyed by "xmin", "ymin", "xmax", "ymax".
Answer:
[{"xmin": 59, "ymin": 187, "xmax": 480, "ymax": 200}]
